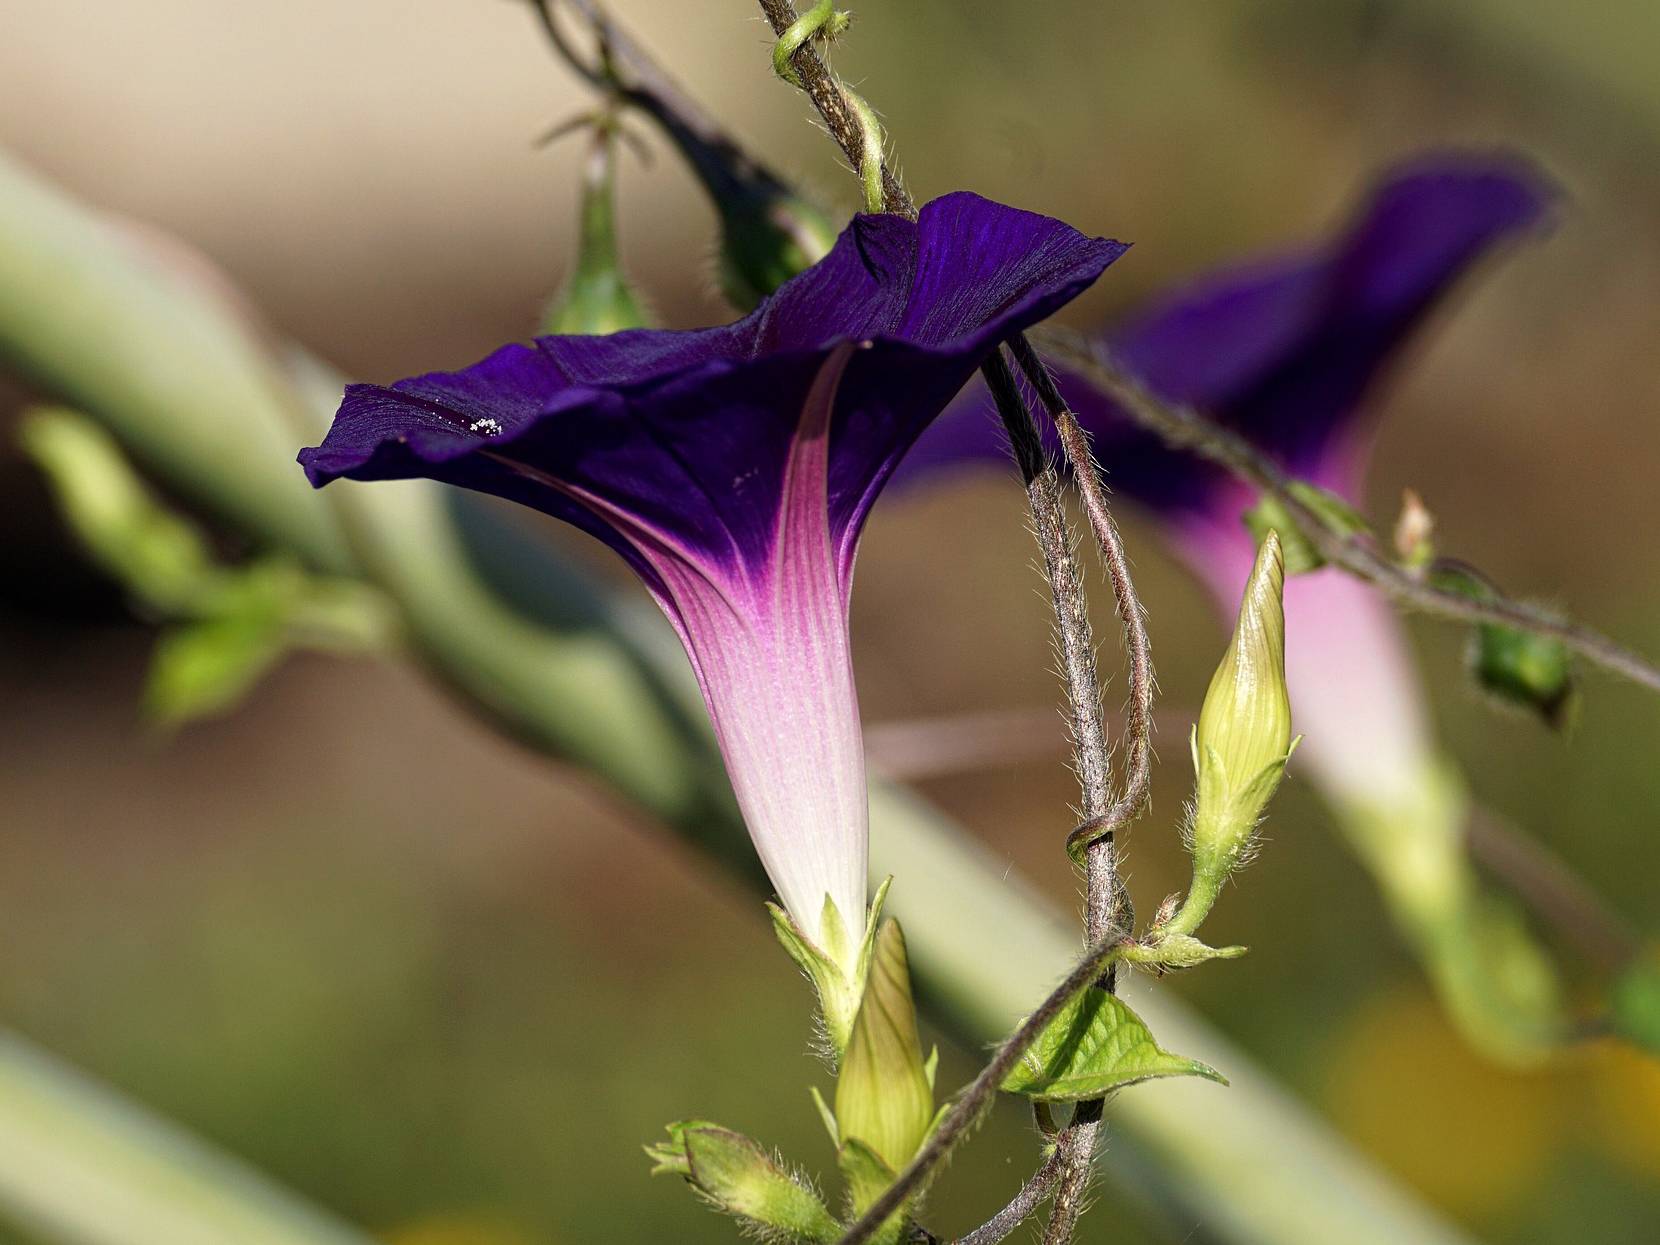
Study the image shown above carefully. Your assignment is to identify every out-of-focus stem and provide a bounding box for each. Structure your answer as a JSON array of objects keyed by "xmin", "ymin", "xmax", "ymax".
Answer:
[{"xmin": 0, "ymin": 1033, "xmax": 375, "ymax": 1245}]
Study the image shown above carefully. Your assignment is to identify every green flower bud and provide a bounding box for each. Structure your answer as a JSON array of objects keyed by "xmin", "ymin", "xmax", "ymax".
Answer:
[
  {"xmin": 1165, "ymin": 531, "xmax": 1295, "ymax": 939},
  {"xmin": 541, "ymin": 119, "xmax": 650, "ymax": 337},
  {"xmin": 714, "ymin": 189, "xmax": 840, "ymax": 311},
  {"xmin": 646, "ymin": 1121, "xmax": 840, "ymax": 1242},
  {"xmin": 834, "ymin": 919, "xmax": 933, "ymax": 1214}
]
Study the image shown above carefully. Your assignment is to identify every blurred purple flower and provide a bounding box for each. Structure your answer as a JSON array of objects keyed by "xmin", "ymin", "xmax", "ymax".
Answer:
[
  {"xmin": 909, "ymin": 154, "xmax": 1555, "ymax": 802},
  {"xmin": 301, "ymin": 192, "xmax": 1124, "ymax": 953}
]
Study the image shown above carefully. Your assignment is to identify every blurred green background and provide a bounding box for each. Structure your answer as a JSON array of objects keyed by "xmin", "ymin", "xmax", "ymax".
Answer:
[{"xmin": 2, "ymin": 1, "xmax": 1658, "ymax": 1241}]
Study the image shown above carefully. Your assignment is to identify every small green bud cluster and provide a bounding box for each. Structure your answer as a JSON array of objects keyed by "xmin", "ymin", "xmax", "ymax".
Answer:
[{"xmin": 22, "ymin": 407, "xmax": 391, "ymax": 725}]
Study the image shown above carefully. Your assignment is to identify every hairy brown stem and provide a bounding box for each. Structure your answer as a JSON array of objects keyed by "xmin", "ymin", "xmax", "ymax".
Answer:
[
  {"xmin": 1034, "ymin": 327, "xmax": 1660, "ymax": 696},
  {"xmin": 953, "ymin": 1148, "xmax": 1065, "ymax": 1245},
  {"xmin": 1007, "ymin": 342, "xmax": 1158, "ymax": 1243},
  {"xmin": 756, "ymin": 0, "xmax": 916, "ymax": 219}
]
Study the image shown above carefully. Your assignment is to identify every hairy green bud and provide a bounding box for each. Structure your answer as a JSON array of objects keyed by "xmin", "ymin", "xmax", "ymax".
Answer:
[
  {"xmin": 715, "ymin": 190, "xmax": 840, "ymax": 311},
  {"xmin": 646, "ymin": 1121, "xmax": 840, "ymax": 1242}
]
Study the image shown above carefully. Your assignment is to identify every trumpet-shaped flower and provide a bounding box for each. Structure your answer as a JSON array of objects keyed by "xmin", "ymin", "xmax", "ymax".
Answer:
[
  {"xmin": 908, "ymin": 154, "xmax": 1554, "ymax": 804},
  {"xmin": 300, "ymin": 192, "xmax": 1124, "ymax": 967}
]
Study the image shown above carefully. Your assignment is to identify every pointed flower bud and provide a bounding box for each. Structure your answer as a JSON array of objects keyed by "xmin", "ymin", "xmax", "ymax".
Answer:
[
  {"xmin": 834, "ymin": 919, "xmax": 934, "ymax": 1215},
  {"xmin": 541, "ymin": 118, "xmax": 649, "ymax": 337},
  {"xmin": 646, "ymin": 1121, "xmax": 840, "ymax": 1242},
  {"xmin": 713, "ymin": 186, "xmax": 840, "ymax": 312},
  {"xmin": 1164, "ymin": 531, "xmax": 1295, "ymax": 939}
]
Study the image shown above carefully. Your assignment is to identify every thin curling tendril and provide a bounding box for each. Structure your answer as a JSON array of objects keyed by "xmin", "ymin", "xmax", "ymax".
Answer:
[{"xmin": 770, "ymin": 1, "xmax": 886, "ymax": 214}]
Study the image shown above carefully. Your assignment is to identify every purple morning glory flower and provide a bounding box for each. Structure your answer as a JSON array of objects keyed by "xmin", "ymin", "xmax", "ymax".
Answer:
[
  {"xmin": 301, "ymin": 192, "xmax": 1125, "ymax": 957},
  {"xmin": 907, "ymin": 154, "xmax": 1555, "ymax": 805}
]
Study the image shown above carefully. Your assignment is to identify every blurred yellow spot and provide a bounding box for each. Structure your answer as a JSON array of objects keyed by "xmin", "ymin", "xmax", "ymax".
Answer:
[
  {"xmin": 384, "ymin": 1216, "xmax": 537, "ymax": 1245},
  {"xmin": 1322, "ymin": 983, "xmax": 1561, "ymax": 1218},
  {"xmin": 1588, "ymin": 1041, "xmax": 1660, "ymax": 1176}
]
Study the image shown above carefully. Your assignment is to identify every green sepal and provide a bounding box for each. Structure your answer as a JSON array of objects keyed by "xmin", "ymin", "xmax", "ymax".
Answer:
[
  {"xmin": 769, "ymin": 877, "xmax": 892, "ymax": 1058},
  {"xmin": 646, "ymin": 1121, "xmax": 841, "ymax": 1243},
  {"xmin": 1243, "ymin": 484, "xmax": 1369, "ymax": 576},
  {"xmin": 1001, "ymin": 987, "xmax": 1225, "ymax": 1103},
  {"xmin": 835, "ymin": 1139, "xmax": 905, "ymax": 1245},
  {"xmin": 1610, "ymin": 950, "xmax": 1660, "ymax": 1057},
  {"xmin": 835, "ymin": 919, "xmax": 933, "ymax": 1174}
]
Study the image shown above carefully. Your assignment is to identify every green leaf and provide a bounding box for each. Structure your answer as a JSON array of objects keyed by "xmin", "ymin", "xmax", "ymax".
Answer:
[
  {"xmin": 1611, "ymin": 950, "xmax": 1660, "ymax": 1056},
  {"xmin": 1002, "ymin": 987, "xmax": 1226, "ymax": 1102},
  {"xmin": 647, "ymin": 1121, "xmax": 841, "ymax": 1243}
]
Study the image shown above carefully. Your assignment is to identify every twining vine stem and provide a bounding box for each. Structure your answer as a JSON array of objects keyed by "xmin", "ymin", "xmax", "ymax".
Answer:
[
  {"xmin": 1009, "ymin": 336, "xmax": 1158, "ymax": 1243},
  {"xmin": 756, "ymin": 0, "xmax": 914, "ymax": 217},
  {"xmin": 1033, "ymin": 327, "xmax": 1660, "ymax": 696}
]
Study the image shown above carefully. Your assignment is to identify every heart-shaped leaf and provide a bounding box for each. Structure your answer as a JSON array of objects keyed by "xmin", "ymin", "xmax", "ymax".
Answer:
[{"xmin": 1001, "ymin": 988, "xmax": 1225, "ymax": 1102}]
